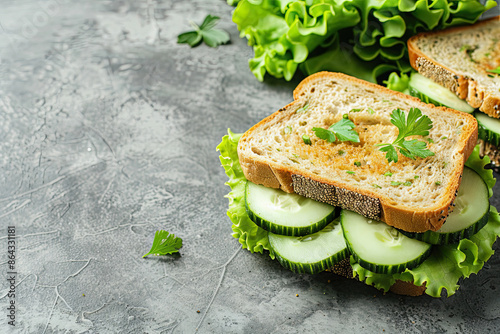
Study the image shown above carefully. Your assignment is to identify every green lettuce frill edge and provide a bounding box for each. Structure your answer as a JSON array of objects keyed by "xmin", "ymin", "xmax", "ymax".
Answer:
[
  {"xmin": 217, "ymin": 129, "xmax": 275, "ymax": 258},
  {"xmin": 217, "ymin": 130, "xmax": 500, "ymax": 297},
  {"xmin": 230, "ymin": 0, "xmax": 496, "ymax": 83}
]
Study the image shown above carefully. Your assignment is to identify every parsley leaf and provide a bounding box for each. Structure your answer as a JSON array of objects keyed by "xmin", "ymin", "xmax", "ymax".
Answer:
[
  {"xmin": 177, "ymin": 15, "xmax": 230, "ymax": 48},
  {"xmin": 487, "ymin": 66, "xmax": 500, "ymax": 75},
  {"xmin": 313, "ymin": 117, "xmax": 359, "ymax": 143},
  {"xmin": 143, "ymin": 230, "xmax": 183, "ymax": 258},
  {"xmin": 378, "ymin": 144, "xmax": 399, "ymax": 163},
  {"xmin": 377, "ymin": 108, "xmax": 434, "ymax": 163}
]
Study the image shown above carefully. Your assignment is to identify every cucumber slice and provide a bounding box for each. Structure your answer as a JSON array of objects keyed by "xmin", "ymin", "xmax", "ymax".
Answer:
[
  {"xmin": 409, "ymin": 72, "xmax": 474, "ymax": 113},
  {"xmin": 245, "ymin": 181, "xmax": 338, "ymax": 236},
  {"xmin": 268, "ymin": 220, "xmax": 349, "ymax": 274},
  {"xmin": 476, "ymin": 112, "xmax": 500, "ymax": 147},
  {"xmin": 399, "ymin": 167, "xmax": 489, "ymax": 245},
  {"xmin": 341, "ymin": 210, "xmax": 432, "ymax": 275}
]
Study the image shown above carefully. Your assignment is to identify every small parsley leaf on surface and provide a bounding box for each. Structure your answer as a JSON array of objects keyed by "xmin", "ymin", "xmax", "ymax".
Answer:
[
  {"xmin": 143, "ymin": 230, "xmax": 183, "ymax": 258},
  {"xmin": 177, "ymin": 15, "xmax": 230, "ymax": 48},
  {"xmin": 313, "ymin": 118, "xmax": 359, "ymax": 143},
  {"xmin": 377, "ymin": 108, "xmax": 434, "ymax": 163}
]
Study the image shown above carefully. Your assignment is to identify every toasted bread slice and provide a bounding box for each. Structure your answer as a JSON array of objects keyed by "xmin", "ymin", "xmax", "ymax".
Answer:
[
  {"xmin": 408, "ymin": 16, "xmax": 500, "ymax": 117},
  {"xmin": 238, "ymin": 72, "xmax": 478, "ymax": 233}
]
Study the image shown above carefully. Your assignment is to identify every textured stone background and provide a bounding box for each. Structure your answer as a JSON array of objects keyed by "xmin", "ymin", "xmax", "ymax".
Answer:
[{"xmin": 0, "ymin": 1, "xmax": 499, "ymax": 333}]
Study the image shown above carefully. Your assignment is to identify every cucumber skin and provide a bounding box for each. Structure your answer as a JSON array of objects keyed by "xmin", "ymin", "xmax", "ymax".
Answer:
[
  {"xmin": 244, "ymin": 182, "xmax": 339, "ymax": 236},
  {"xmin": 246, "ymin": 206, "xmax": 338, "ymax": 236},
  {"xmin": 476, "ymin": 113, "xmax": 500, "ymax": 147},
  {"xmin": 340, "ymin": 210, "xmax": 432, "ymax": 275},
  {"xmin": 273, "ymin": 246, "xmax": 349, "ymax": 275},
  {"xmin": 347, "ymin": 245, "xmax": 432, "ymax": 275},
  {"xmin": 399, "ymin": 207, "xmax": 490, "ymax": 245},
  {"xmin": 409, "ymin": 87, "xmax": 446, "ymax": 108}
]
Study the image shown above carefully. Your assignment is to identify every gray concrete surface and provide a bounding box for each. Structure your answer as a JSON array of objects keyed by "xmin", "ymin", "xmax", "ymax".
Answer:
[{"xmin": 0, "ymin": 1, "xmax": 499, "ymax": 333}]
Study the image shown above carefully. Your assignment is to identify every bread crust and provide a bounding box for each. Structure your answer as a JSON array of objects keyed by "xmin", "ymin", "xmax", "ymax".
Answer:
[
  {"xmin": 331, "ymin": 258, "xmax": 426, "ymax": 296},
  {"xmin": 389, "ymin": 280, "xmax": 426, "ymax": 297},
  {"xmin": 238, "ymin": 72, "xmax": 478, "ymax": 233},
  {"xmin": 407, "ymin": 16, "xmax": 500, "ymax": 117}
]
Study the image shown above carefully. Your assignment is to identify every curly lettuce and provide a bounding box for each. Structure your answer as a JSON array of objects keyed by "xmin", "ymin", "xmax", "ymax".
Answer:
[
  {"xmin": 218, "ymin": 131, "xmax": 500, "ymax": 297},
  {"xmin": 217, "ymin": 129, "xmax": 274, "ymax": 257},
  {"xmin": 231, "ymin": 0, "xmax": 496, "ymax": 82}
]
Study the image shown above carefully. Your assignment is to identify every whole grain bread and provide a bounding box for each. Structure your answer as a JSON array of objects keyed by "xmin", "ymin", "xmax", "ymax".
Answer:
[
  {"xmin": 238, "ymin": 72, "xmax": 478, "ymax": 233},
  {"xmin": 408, "ymin": 16, "xmax": 500, "ymax": 117}
]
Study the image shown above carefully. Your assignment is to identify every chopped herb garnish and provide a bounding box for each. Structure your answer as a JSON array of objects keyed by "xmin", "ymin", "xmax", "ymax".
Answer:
[
  {"xmin": 350, "ymin": 108, "xmax": 361, "ymax": 113},
  {"xmin": 487, "ymin": 66, "xmax": 500, "ymax": 75},
  {"xmin": 342, "ymin": 114, "xmax": 349, "ymax": 119},
  {"xmin": 297, "ymin": 104, "xmax": 309, "ymax": 114},
  {"xmin": 368, "ymin": 108, "xmax": 375, "ymax": 115},
  {"xmin": 338, "ymin": 150, "xmax": 345, "ymax": 155},
  {"xmin": 302, "ymin": 134, "xmax": 311, "ymax": 145},
  {"xmin": 435, "ymin": 181, "xmax": 441, "ymax": 186},
  {"xmin": 404, "ymin": 181, "xmax": 412, "ymax": 186},
  {"xmin": 384, "ymin": 172, "xmax": 393, "ymax": 177},
  {"xmin": 177, "ymin": 15, "xmax": 230, "ymax": 48},
  {"xmin": 354, "ymin": 161, "xmax": 361, "ymax": 167},
  {"xmin": 391, "ymin": 181, "xmax": 402, "ymax": 186},
  {"xmin": 441, "ymin": 136, "xmax": 447, "ymax": 140},
  {"xmin": 143, "ymin": 230, "xmax": 183, "ymax": 257},
  {"xmin": 427, "ymin": 138, "xmax": 434, "ymax": 144},
  {"xmin": 459, "ymin": 44, "xmax": 471, "ymax": 52},
  {"xmin": 460, "ymin": 45, "xmax": 478, "ymax": 62},
  {"xmin": 377, "ymin": 108, "xmax": 434, "ymax": 163},
  {"xmin": 346, "ymin": 171, "xmax": 355, "ymax": 175},
  {"xmin": 313, "ymin": 118, "xmax": 360, "ymax": 143},
  {"xmin": 372, "ymin": 184, "xmax": 382, "ymax": 189},
  {"xmin": 284, "ymin": 126, "xmax": 292, "ymax": 134},
  {"xmin": 414, "ymin": 175, "xmax": 419, "ymax": 179}
]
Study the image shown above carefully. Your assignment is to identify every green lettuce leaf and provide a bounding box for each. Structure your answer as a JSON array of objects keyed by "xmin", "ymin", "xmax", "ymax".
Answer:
[
  {"xmin": 232, "ymin": 0, "xmax": 496, "ymax": 82},
  {"xmin": 217, "ymin": 129, "xmax": 274, "ymax": 257},
  {"xmin": 352, "ymin": 147, "xmax": 500, "ymax": 297},
  {"xmin": 465, "ymin": 145, "xmax": 496, "ymax": 198}
]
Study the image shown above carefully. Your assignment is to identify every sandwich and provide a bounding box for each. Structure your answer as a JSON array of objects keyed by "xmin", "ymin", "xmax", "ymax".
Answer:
[
  {"xmin": 217, "ymin": 72, "xmax": 500, "ymax": 297},
  {"xmin": 403, "ymin": 16, "xmax": 500, "ymax": 168}
]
